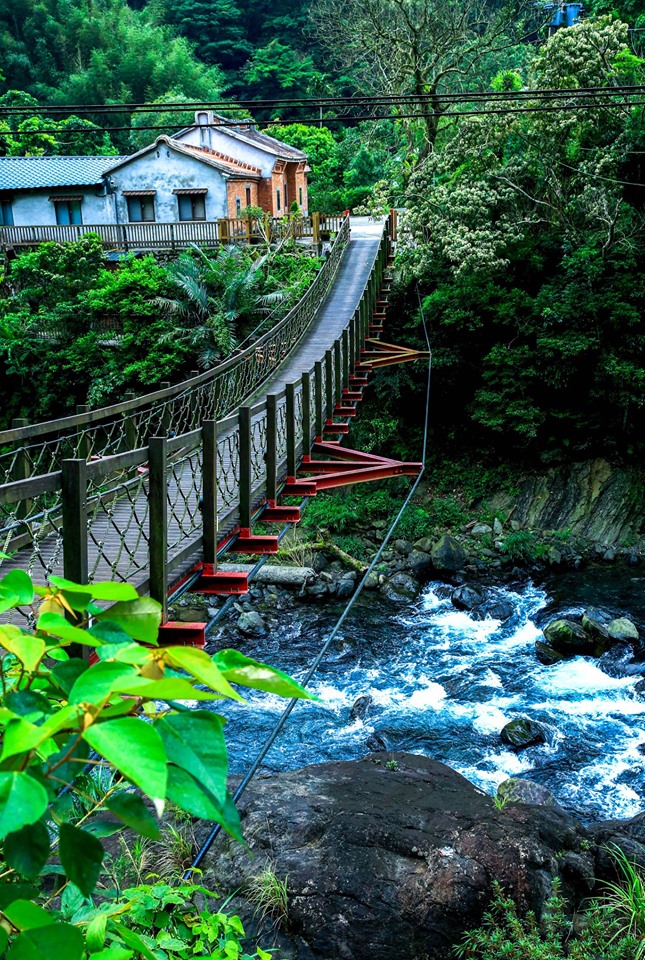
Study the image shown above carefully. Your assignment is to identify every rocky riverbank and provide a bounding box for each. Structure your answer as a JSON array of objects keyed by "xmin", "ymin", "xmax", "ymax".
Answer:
[{"xmin": 199, "ymin": 752, "xmax": 645, "ymax": 960}]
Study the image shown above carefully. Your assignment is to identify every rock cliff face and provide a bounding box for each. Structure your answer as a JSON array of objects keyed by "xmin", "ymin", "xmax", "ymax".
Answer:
[
  {"xmin": 203, "ymin": 754, "xmax": 599, "ymax": 960},
  {"xmin": 500, "ymin": 458, "xmax": 644, "ymax": 545}
]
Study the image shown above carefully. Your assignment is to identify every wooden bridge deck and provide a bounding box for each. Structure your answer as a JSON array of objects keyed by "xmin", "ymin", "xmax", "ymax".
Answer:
[{"xmin": 1, "ymin": 218, "xmax": 383, "ymax": 606}]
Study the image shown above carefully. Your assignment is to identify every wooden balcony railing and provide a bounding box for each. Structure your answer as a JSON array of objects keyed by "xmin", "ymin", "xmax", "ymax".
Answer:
[{"xmin": 0, "ymin": 212, "xmax": 346, "ymax": 252}]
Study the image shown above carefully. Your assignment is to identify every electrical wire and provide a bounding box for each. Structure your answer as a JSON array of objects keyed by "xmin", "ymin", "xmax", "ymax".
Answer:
[
  {"xmin": 5, "ymin": 98, "xmax": 645, "ymax": 137},
  {"xmin": 3, "ymin": 84, "xmax": 645, "ymax": 115},
  {"xmin": 184, "ymin": 284, "xmax": 432, "ymax": 878}
]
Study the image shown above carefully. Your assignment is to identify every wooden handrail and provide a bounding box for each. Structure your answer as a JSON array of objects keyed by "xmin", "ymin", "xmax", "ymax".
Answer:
[{"xmin": 0, "ymin": 214, "xmax": 349, "ymax": 447}]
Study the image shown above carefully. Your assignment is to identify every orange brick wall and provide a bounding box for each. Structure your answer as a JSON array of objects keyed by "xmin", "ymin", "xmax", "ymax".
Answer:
[{"xmin": 226, "ymin": 181, "xmax": 259, "ymax": 218}]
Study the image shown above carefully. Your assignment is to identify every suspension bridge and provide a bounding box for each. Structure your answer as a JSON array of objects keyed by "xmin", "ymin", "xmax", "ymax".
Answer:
[{"xmin": 0, "ymin": 213, "xmax": 428, "ymax": 639}]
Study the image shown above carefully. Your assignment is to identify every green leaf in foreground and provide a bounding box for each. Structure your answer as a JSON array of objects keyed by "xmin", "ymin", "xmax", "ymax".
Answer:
[
  {"xmin": 214, "ymin": 648, "xmax": 315, "ymax": 699},
  {"xmin": 162, "ymin": 645, "xmax": 243, "ymax": 700},
  {"xmin": 106, "ymin": 793, "xmax": 161, "ymax": 840},
  {"xmin": 6, "ymin": 922, "xmax": 84, "ymax": 960},
  {"xmin": 83, "ymin": 717, "xmax": 167, "ymax": 801},
  {"xmin": 59, "ymin": 823, "xmax": 105, "ymax": 896},
  {"xmin": 157, "ymin": 711, "xmax": 228, "ymax": 807},
  {"xmin": 0, "ymin": 773, "xmax": 48, "ymax": 840},
  {"xmin": 49, "ymin": 577, "xmax": 139, "ymax": 602},
  {"xmin": 0, "ymin": 571, "xmax": 34, "ymax": 606},
  {"xmin": 95, "ymin": 597, "xmax": 162, "ymax": 645},
  {"xmin": 4, "ymin": 822, "xmax": 51, "ymax": 880},
  {"xmin": 166, "ymin": 766, "xmax": 243, "ymax": 843}
]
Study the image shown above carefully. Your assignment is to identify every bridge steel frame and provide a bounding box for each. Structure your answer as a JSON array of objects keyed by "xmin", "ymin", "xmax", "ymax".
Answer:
[{"xmin": 0, "ymin": 218, "xmax": 407, "ymax": 629}]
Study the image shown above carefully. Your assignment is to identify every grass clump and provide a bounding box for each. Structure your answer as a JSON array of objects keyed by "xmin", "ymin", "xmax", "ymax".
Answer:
[{"xmin": 246, "ymin": 864, "xmax": 289, "ymax": 928}]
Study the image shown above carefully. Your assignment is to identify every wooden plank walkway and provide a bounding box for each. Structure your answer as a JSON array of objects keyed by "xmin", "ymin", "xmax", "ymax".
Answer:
[{"xmin": 0, "ymin": 218, "xmax": 383, "ymax": 612}]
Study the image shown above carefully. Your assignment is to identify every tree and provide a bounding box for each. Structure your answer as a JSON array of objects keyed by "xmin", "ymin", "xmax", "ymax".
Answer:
[
  {"xmin": 160, "ymin": 0, "xmax": 252, "ymax": 72},
  {"xmin": 399, "ymin": 18, "xmax": 645, "ymax": 456},
  {"xmin": 311, "ymin": 0, "xmax": 542, "ymax": 159},
  {"xmin": 242, "ymin": 39, "xmax": 325, "ymax": 116}
]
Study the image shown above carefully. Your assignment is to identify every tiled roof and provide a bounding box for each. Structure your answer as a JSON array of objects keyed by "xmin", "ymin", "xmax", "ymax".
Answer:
[
  {"xmin": 104, "ymin": 137, "xmax": 261, "ymax": 178},
  {"xmin": 181, "ymin": 144, "xmax": 263, "ymax": 176},
  {"xmin": 230, "ymin": 126, "xmax": 307, "ymax": 160},
  {"xmin": 0, "ymin": 155, "xmax": 126, "ymax": 191}
]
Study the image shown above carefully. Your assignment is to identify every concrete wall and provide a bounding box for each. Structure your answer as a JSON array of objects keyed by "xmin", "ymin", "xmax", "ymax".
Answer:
[
  {"xmin": 111, "ymin": 146, "xmax": 229, "ymax": 222},
  {"xmin": 9, "ymin": 189, "xmax": 113, "ymax": 226},
  {"xmin": 178, "ymin": 126, "xmax": 277, "ymax": 179}
]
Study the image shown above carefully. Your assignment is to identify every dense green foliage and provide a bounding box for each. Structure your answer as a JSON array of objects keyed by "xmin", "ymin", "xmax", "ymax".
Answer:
[
  {"xmin": 455, "ymin": 881, "xmax": 641, "ymax": 958},
  {"xmin": 388, "ymin": 17, "xmax": 645, "ymax": 463},
  {"xmin": 0, "ymin": 570, "xmax": 308, "ymax": 957},
  {"xmin": 0, "ymin": 236, "xmax": 321, "ymax": 424}
]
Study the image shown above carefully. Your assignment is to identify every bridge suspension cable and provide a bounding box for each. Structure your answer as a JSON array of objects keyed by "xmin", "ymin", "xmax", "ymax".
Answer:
[{"xmin": 185, "ymin": 283, "xmax": 432, "ymax": 878}]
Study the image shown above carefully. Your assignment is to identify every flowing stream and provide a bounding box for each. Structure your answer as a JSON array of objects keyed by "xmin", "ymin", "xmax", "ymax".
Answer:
[{"xmin": 214, "ymin": 568, "xmax": 645, "ymax": 822}]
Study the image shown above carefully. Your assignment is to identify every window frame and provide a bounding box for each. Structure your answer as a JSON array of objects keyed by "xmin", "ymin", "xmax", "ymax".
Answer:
[
  {"xmin": 0, "ymin": 199, "xmax": 14, "ymax": 226},
  {"xmin": 126, "ymin": 195, "xmax": 156, "ymax": 223}
]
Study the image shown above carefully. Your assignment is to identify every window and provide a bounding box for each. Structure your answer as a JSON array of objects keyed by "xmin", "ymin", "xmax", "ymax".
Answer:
[
  {"xmin": 51, "ymin": 197, "xmax": 83, "ymax": 225},
  {"xmin": 276, "ymin": 188, "xmax": 281, "ymax": 212},
  {"xmin": 176, "ymin": 193, "xmax": 206, "ymax": 221},
  {"xmin": 0, "ymin": 199, "xmax": 13, "ymax": 226},
  {"xmin": 235, "ymin": 197, "xmax": 241, "ymax": 215},
  {"xmin": 125, "ymin": 194, "xmax": 156, "ymax": 222},
  {"xmin": 299, "ymin": 186, "xmax": 303, "ymax": 207},
  {"xmin": 245, "ymin": 186, "xmax": 252, "ymax": 207}
]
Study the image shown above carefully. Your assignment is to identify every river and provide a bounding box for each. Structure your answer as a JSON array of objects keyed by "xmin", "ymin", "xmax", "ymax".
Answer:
[{"xmin": 213, "ymin": 565, "xmax": 645, "ymax": 823}]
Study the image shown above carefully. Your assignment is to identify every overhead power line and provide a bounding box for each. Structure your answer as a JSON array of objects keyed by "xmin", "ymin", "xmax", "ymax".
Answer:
[
  {"xmin": 3, "ymin": 98, "xmax": 645, "ymax": 137},
  {"xmin": 2, "ymin": 84, "xmax": 645, "ymax": 116}
]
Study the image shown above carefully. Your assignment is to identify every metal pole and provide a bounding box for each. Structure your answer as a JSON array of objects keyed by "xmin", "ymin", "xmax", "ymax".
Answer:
[
  {"xmin": 302, "ymin": 371, "xmax": 311, "ymax": 456},
  {"xmin": 239, "ymin": 406, "xmax": 252, "ymax": 533},
  {"xmin": 202, "ymin": 420, "xmax": 218, "ymax": 565},
  {"xmin": 314, "ymin": 361, "xmax": 323, "ymax": 440},
  {"xmin": 286, "ymin": 383, "xmax": 297, "ymax": 480},
  {"xmin": 148, "ymin": 436, "xmax": 168, "ymax": 622},
  {"xmin": 61, "ymin": 459, "xmax": 89, "ymax": 587},
  {"xmin": 266, "ymin": 395, "xmax": 278, "ymax": 504}
]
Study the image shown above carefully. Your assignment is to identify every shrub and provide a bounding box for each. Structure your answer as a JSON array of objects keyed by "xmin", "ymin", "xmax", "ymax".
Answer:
[{"xmin": 0, "ymin": 569, "xmax": 311, "ymax": 957}]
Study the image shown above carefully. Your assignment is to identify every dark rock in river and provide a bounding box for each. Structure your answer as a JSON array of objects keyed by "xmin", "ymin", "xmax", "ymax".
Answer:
[
  {"xmin": 500, "ymin": 717, "xmax": 547, "ymax": 750},
  {"xmin": 588, "ymin": 811, "xmax": 645, "ymax": 874},
  {"xmin": 484, "ymin": 598, "xmax": 515, "ymax": 621},
  {"xmin": 634, "ymin": 678, "xmax": 645, "ymax": 699},
  {"xmin": 452, "ymin": 585, "xmax": 485, "ymax": 611},
  {"xmin": 543, "ymin": 618, "xmax": 601, "ymax": 657},
  {"xmin": 350, "ymin": 694, "xmax": 373, "ymax": 722},
  {"xmin": 379, "ymin": 572, "xmax": 420, "ymax": 605},
  {"xmin": 366, "ymin": 732, "xmax": 389, "ymax": 752},
  {"xmin": 497, "ymin": 778, "xmax": 557, "ymax": 807},
  {"xmin": 535, "ymin": 640, "xmax": 570, "ymax": 665},
  {"xmin": 608, "ymin": 617, "xmax": 639, "ymax": 643},
  {"xmin": 581, "ymin": 611, "xmax": 611, "ymax": 650},
  {"xmin": 236, "ymin": 610, "xmax": 268, "ymax": 637},
  {"xmin": 430, "ymin": 535, "xmax": 466, "ymax": 573},
  {"xmin": 202, "ymin": 754, "xmax": 593, "ymax": 960}
]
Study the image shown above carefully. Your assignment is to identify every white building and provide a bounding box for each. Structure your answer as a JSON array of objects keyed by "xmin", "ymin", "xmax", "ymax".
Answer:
[{"xmin": 0, "ymin": 113, "xmax": 309, "ymax": 230}]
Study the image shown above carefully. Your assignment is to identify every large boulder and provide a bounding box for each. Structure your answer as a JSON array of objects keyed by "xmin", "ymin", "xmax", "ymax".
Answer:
[
  {"xmin": 380, "ymin": 572, "xmax": 420, "ymax": 605},
  {"xmin": 608, "ymin": 618, "xmax": 639, "ymax": 643},
  {"xmin": 497, "ymin": 779, "xmax": 557, "ymax": 807},
  {"xmin": 203, "ymin": 754, "xmax": 593, "ymax": 960},
  {"xmin": 543, "ymin": 618, "xmax": 598, "ymax": 657},
  {"xmin": 237, "ymin": 610, "xmax": 268, "ymax": 637},
  {"xmin": 452, "ymin": 585, "xmax": 485, "ymax": 611},
  {"xmin": 500, "ymin": 718, "xmax": 547, "ymax": 750},
  {"xmin": 430, "ymin": 536, "xmax": 466, "ymax": 573}
]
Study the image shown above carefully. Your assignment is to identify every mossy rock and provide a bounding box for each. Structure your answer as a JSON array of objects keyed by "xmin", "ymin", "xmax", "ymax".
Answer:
[{"xmin": 500, "ymin": 717, "xmax": 547, "ymax": 750}]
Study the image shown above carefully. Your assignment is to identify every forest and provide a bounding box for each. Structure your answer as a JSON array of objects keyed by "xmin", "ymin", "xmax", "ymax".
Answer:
[{"xmin": 2, "ymin": 4, "xmax": 645, "ymax": 960}]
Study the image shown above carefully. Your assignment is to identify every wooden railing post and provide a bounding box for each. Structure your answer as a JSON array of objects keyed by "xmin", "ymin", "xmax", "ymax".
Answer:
[
  {"xmin": 159, "ymin": 382, "xmax": 171, "ymax": 435},
  {"xmin": 286, "ymin": 383, "xmax": 297, "ymax": 480},
  {"xmin": 342, "ymin": 328, "xmax": 350, "ymax": 391},
  {"xmin": 218, "ymin": 218, "xmax": 230, "ymax": 244},
  {"xmin": 76, "ymin": 406, "xmax": 90, "ymax": 461},
  {"xmin": 325, "ymin": 350, "xmax": 333, "ymax": 420},
  {"xmin": 312, "ymin": 211, "xmax": 320, "ymax": 246},
  {"xmin": 302, "ymin": 371, "xmax": 311, "ymax": 456},
  {"xmin": 334, "ymin": 339, "xmax": 342, "ymax": 405},
  {"xmin": 148, "ymin": 436, "xmax": 168, "ymax": 622},
  {"xmin": 202, "ymin": 420, "xmax": 218, "ymax": 565},
  {"xmin": 238, "ymin": 405, "xmax": 252, "ymax": 533},
  {"xmin": 266, "ymin": 395, "xmax": 278, "ymax": 504},
  {"xmin": 12, "ymin": 419, "xmax": 30, "ymax": 520},
  {"xmin": 123, "ymin": 391, "xmax": 137, "ymax": 451},
  {"xmin": 61, "ymin": 459, "xmax": 88, "ymax": 587},
  {"xmin": 314, "ymin": 361, "xmax": 323, "ymax": 440}
]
